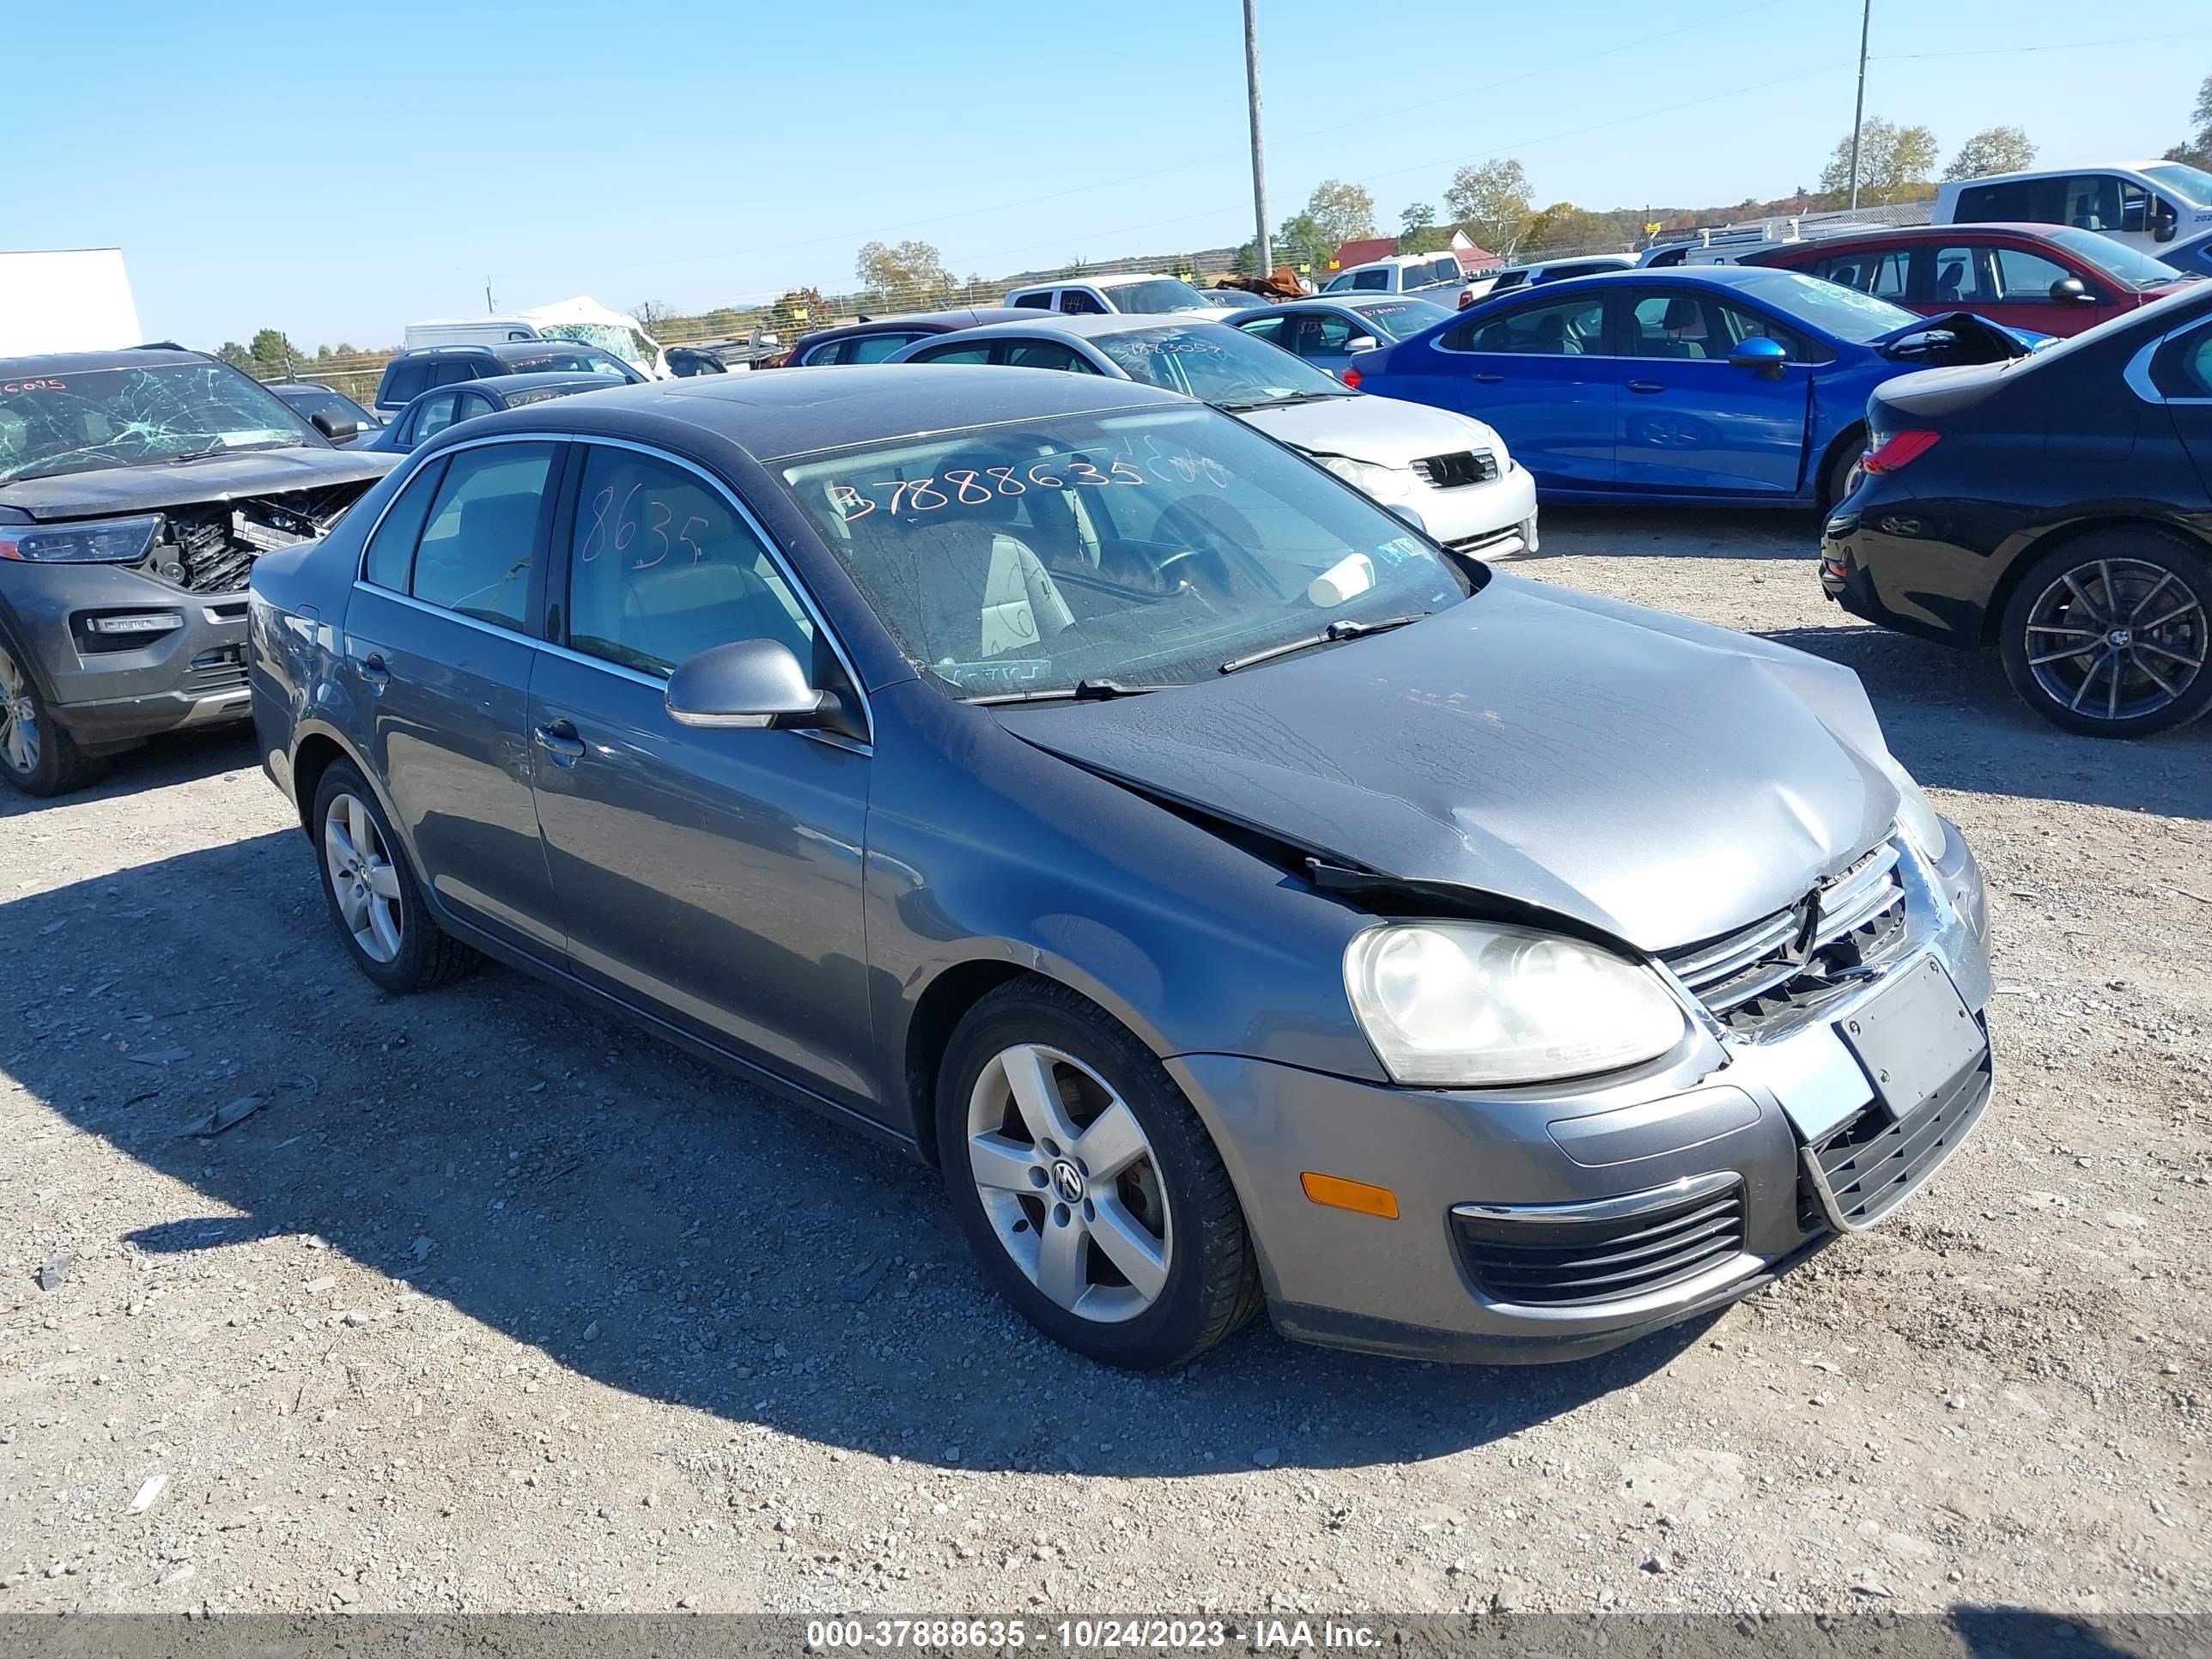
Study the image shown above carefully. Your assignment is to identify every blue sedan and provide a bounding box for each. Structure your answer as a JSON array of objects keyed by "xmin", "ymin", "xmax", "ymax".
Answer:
[{"xmin": 1345, "ymin": 267, "xmax": 2043, "ymax": 508}]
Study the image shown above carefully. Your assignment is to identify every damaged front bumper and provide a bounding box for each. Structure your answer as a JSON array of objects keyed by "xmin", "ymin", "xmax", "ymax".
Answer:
[{"xmin": 1168, "ymin": 821, "xmax": 1992, "ymax": 1364}]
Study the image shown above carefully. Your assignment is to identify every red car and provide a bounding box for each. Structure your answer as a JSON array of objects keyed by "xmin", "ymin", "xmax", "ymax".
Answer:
[{"xmin": 1741, "ymin": 222, "xmax": 2195, "ymax": 337}]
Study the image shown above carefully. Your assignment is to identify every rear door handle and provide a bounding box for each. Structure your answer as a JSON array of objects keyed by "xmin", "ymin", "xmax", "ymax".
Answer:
[
  {"xmin": 1472, "ymin": 372, "xmax": 1504, "ymax": 384},
  {"xmin": 1626, "ymin": 380, "xmax": 1666, "ymax": 394},
  {"xmin": 533, "ymin": 720, "xmax": 586, "ymax": 765},
  {"xmin": 360, "ymin": 653, "xmax": 392, "ymax": 688}
]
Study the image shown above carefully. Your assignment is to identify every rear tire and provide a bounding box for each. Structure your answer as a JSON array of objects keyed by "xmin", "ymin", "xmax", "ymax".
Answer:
[
  {"xmin": 0, "ymin": 643, "xmax": 105, "ymax": 798},
  {"xmin": 312, "ymin": 760, "xmax": 478, "ymax": 992},
  {"xmin": 1819, "ymin": 434, "xmax": 1864, "ymax": 516},
  {"xmin": 1997, "ymin": 529, "xmax": 2212, "ymax": 738},
  {"xmin": 936, "ymin": 978, "xmax": 1262, "ymax": 1370}
]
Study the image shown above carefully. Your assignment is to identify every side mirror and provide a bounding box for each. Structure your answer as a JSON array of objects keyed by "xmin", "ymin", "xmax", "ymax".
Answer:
[
  {"xmin": 665, "ymin": 639, "xmax": 841, "ymax": 731},
  {"xmin": 1727, "ymin": 336, "xmax": 1790, "ymax": 378},
  {"xmin": 312, "ymin": 411, "xmax": 363, "ymax": 441},
  {"xmin": 1346, "ymin": 334, "xmax": 1381, "ymax": 354},
  {"xmin": 2049, "ymin": 276, "xmax": 2094, "ymax": 305},
  {"xmin": 2154, "ymin": 204, "xmax": 2179, "ymax": 244}
]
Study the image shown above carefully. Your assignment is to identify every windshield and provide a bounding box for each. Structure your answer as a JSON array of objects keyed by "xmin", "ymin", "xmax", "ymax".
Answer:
[
  {"xmin": 1103, "ymin": 278, "xmax": 1215, "ymax": 314},
  {"xmin": 1352, "ymin": 298, "xmax": 1455, "ymax": 337},
  {"xmin": 1094, "ymin": 324, "xmax": 1348, "ymax": 408},
  {"xmin": 0, "ymin": 362, "xmax": 316, "ymax": 484},
  {"xmin": 2039, "ymin": 226, "xmax": 2187, "ymax": 289},
  {"xmin": 1736, "ymin": 270, "xmax": 1921, "ymax": 340},
  {"xmin": 2144, "ymin": 163, "xmax": 2212, "ymax": 208},
  {"xmin": 778, "ymin": 404, "xmax": 1474, "ymax": 699}
]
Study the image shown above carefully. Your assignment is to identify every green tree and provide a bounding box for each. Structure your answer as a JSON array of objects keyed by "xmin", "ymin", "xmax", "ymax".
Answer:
[
  {"xmin": 216, "ymin": 343, "xmax": 255, "ymax": 374},
  {"xmin": 1273, "ymin": 212, "xmax": 1334, "ymax": 277},
  {"xmin": 770, "ymin": 288, "xmax": 829, "ymax": 331},
  {"xmin": 1443, "ymin": 159, "xmax": 1533, "ymax": 257},
  {"xmin": 1944, "ymin": 125, "xmax": 2036, "ymax": 181},
  {"xmin": 1398, "ymin": 200, "xmax": 1450, "ymax": 254},
  {"xmin": 246, "ymin": 329, "xmax": 300, "ymax": 380},
  {"xmin": 1818, "ymin": 118, "xmax": 1939, "ymax": 204},
  {"xmin": 1303, "ymin": 179, "xmax": 1376, "ymax": 243},
  {"xmin": 1060, "ymin": 256, "xmax": 1094, "ymax": 278},
  {"xmin": 1521, "ymin": 201, "xmax": 1615, "ymax": 253},
  {"xmin": 2166, "ymin": 70, "xmax": 2212, "ymax": 166},
  {"xmin": 1232, "ymin": 240, "xmax": 1261, "ymax": 276},
  {"xmin": 854, "ymin": 240, "xmax": 951, "ymax": 307}
]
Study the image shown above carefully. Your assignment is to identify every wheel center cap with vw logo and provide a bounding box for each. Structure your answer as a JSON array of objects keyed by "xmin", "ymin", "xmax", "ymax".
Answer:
[{"xmin": 1049, "ymin": 1158, "xmax": 1086, "ymax": 1204}]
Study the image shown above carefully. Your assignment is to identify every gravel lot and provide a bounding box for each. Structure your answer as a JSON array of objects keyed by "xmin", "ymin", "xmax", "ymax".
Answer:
[{"xmin": 2, "ymin": 508, "xmax": 2206, "ymax": 1624}]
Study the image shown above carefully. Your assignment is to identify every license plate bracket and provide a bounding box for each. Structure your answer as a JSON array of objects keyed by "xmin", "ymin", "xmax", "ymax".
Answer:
[{"xmin": 1837, "ymin": 956, "xmax": 1984, "ymax": 1122}]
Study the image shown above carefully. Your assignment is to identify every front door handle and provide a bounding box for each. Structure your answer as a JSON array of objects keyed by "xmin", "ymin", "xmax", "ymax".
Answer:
[
  {"xmin": 1626, "ymin": 380, "xmax": 1667, "ymax": 394},
  {"xmin": 533, "ymin": 720, "xmax": 586, "ymax": 766},
  {"xmin": 1473, "ymin": 372, "xmax": 1505, "ymax": 384},
  {"xmin": 360, "ymin": 653, "xmax": 392, "ymax": 688}
]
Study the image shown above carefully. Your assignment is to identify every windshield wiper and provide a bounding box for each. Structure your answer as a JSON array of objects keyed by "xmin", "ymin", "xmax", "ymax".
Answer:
[
  {"xmin": 1218, "ymin": 612, "xmax": 1427, "ymax": 676},
  {"xmin": 1215, "ymin": 390, "xmax": 1352, "ymax": 412},
  {"xmin": 969, "ymin": 678, "xmax": 1175, "ymax": 705}
]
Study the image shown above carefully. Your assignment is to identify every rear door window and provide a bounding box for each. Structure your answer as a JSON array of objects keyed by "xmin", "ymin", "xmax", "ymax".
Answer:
[
  {"xmin": 1352, "ymin": 268, "xmax": 1390, "ymax": 291},
  {"xmin": 1955, "ymin": 178, "xmax": 2066, "ymax": 222},
  {"xmin": 1011, "ymin": 292, "xmax": 1053, "ymax": 309},
  {"xmin": 1059, "ymin": 290, "xmax": 1106, "ymax": 314},
  {"xmin": 1236, "ymin": 314, "xmax": 1288, "ymax": 344},
  {"xmin": 431, "ymin": 360, "xmax": 481, "ymax": 388},
  {"xmin": 1927, "ymin": 246, "xmax": 1996, "ymax": 307},
  {"xmin": 846, "ymin": 332, "xmax": 926, "ymax": 364},
  {"xmin": 410, "ymin": 392, "xmax": 463, "ymax": 444},
  {"xmin": 1002, "ymin": 341, "xmax": 1098, "ymax": 373},
  {"xmin": 908, "ymin": 343, "xmax": 994, "ymax": 366},
  {"xmin": 409, "ymin": 442, "xmax": 556, "ymax": 629},
  {"xmin": 1807, "ymin": 249, "xmax": 1909, "ymax": 300},
  {"xmin": 1444, "ymin": 294, "xmax": 1607, "ymax": 355}
]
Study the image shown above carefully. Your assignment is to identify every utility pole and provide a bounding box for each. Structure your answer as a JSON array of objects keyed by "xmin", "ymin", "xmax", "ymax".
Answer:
[
  {"xmin": 1846, "ymin": 0, "xmax": 1872, "ymax": 210},
  {"xmin": 485, "ymin": 278, "xmax": 496, "ymax": 316},
  {"xmin": 1243, "ymin": 0, "xmax": 1271, "ymax": 272}
]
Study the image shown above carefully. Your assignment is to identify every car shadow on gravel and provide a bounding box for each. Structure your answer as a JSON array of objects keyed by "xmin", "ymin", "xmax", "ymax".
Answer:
[
  {"xmin": 1522, "ymin": 505, "xmax": 1816, "ymax": 561},
  {"xmin": 4, "ymin": 831, "xmax": 1710, "ymax": 1480},
  {"xmin": 1761, "ymin": 623, "xmax": 2212, "ymax": 820},
  {"xmin": 0, "ymin": 726, "xmax": 259, "ymax": 822}
]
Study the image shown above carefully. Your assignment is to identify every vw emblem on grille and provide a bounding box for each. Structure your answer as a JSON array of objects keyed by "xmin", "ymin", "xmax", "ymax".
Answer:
[{"xmin": 1049, "ymin": 1159, "xmax": 1086, "ymax": 1205}]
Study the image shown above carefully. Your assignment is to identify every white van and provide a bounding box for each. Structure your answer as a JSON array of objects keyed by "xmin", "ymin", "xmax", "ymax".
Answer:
[
  {"xmin": 403, "ymin": 317, "xmax": 552, "ymax": 350},
  {"xmin": 1004, "ymin": 272, "xmax": 1230, "ymax": 316},
  {"xmin": 1932, "ymin": 161, "xmax": 2212, "ymax": 255}
]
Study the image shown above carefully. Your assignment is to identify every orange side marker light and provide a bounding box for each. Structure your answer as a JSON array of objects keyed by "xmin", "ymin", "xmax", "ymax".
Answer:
[{"xmin": 1299, "ymin": 1172, "xmax": 1400, "ymax": 1219}]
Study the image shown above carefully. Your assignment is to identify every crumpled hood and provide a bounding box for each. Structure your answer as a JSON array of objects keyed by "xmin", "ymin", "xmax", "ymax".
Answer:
[
  {"xmin": 0, "ymin": 447, "xmax": 398, "ymax": 522},
  {"xmin": 994, "ymin": 575, "xmax": 1899, "ymax": 951},
  {"xmin": 1237, "ymin": 395, "xmax": 1505, "ymax": 471}
]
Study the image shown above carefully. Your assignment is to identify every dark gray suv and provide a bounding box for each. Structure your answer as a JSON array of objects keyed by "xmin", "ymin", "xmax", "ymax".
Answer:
[
  {"xmin": 0, "ymin": 349, "xmax": 396, "ymax": 795},
  {"xmin": 250, "ymin": 368, "xmax": 1993, "ymax": 1370}
]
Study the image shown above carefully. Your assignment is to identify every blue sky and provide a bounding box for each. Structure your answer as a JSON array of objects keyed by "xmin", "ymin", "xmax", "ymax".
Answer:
[{"xmin": 9, "ymin": 0, "xmax": 2210, "ymax": 349}]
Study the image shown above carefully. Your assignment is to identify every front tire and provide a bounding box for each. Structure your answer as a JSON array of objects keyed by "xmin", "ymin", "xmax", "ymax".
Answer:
[
  {"xmin": 1997, "ymin": 530, "xmax": 2211, "ymax": 738},
  {"xmin": 0, "ymin": 642, "xmax": 106, "ymax": 798},
  {"xmin": 312, "ymin": 760, "xmax": 477, "ymax": 992},
  {"xmin": 936, "ymin": 979, "xmax": 1262, "ymax": 1370}
]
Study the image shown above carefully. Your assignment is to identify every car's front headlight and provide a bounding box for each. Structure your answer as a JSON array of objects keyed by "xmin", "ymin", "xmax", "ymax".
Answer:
[
  {"xmin": 1344, "ymin": 921, "xmax": 1687, "ymax": 1087},
  {"xmin": 1871, "ymin": 749, "xmax": 1947, "ymax": 865},
  {"xmin": 1316, "ymin": 454, "xmax": 1407, "ymax": 498},
  {"xmin": 0, "ymin": 514, "xmax": 161, "ymax": 565}
]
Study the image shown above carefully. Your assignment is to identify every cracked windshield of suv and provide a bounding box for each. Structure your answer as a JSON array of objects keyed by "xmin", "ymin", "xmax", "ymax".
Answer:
[
  {"xmin": 779, "ymin": 404, "xmax": 1474, "ymax": 700},
  {"xmin": 0, "ymin": 363, "xmax": 314, "ymax": 484}
]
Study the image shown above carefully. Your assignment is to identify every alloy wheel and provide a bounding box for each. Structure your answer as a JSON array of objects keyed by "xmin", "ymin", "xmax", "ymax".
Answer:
[
  {"xmin": 964, "ymin": 1043, "xmax": 1172, "ymax": 1324},
  {"xmin": 0, "ymin": 647, "xmax": 40, "ymax": 777},
  {"xmin": 323, "ymin": 793, "xmax": 404, "ymax": 963},
  {"xmin": 2021, "ymin": 556, "xmax": 2206, "ymax": 724}
]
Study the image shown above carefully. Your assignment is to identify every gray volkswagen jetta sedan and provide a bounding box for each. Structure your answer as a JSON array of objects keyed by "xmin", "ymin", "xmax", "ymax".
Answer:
[{"xmin": 250, "ymin": 367, "xmax": 1992, "ymax": 1370}]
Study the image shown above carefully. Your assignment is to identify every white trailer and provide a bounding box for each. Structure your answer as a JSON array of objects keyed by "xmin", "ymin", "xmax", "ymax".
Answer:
[{"xmin": 0, "ymin": 248, "xmax": 143, "ymax": 356}]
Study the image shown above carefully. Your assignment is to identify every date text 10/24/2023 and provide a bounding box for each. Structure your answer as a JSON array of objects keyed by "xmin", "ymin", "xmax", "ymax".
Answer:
[{"xmin": 800, "ymin": 1618, "xmax": 1384, "ymax": 1650}]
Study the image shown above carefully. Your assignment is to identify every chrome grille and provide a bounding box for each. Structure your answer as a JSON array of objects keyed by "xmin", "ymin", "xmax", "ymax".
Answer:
[
  {"xmin": 1412, "ymin": 449, "xmax": 1500, "ymax": 489},
  {"xmin": 1662, "ymin": 841, "xmax": 1910, "ymax": 1033},
  {"xmin": 1452, "ymin": 1182, "xmax": 1747, "ymax": 1307}
]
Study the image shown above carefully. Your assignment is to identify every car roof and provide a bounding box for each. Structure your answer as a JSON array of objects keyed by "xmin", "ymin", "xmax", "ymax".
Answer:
[
  {"xmin": 451, "ymin": 363, "xmax": 1180, "ymax": 464},
  {"xmin": 467, "ymin": 371, "xmax": 628, "ymax": 398},
  {"xmin": 911, "ymin": 313, "xmax": 1239, "ymax": 343},
  {"xmin": 794, "ymin": 307, "xmax": 1037, "ymax": 349},
  {"xmin": 0, "ymin": 346, "xmax": 215, "ymax": 376}
]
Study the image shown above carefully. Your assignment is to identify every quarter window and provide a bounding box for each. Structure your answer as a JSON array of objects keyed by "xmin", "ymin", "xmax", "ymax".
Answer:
[
  {"xmin": 1236, "ymin": 314, "xmax": 1288, "ymax": 344},
  {"xmin": 362, "ymin": 459, "xmax": 447, "ymax": 591},
  {"xmin": 564, "ymin": 447, "xmax": 815, "ymax": 680},
  {"xmin": 410, "ymin": 391, "xmax": 462, "ymax": 444},
  {"xmin": 1446, "ymin": 295, "xmax": 1606, "ymax": 355},
  {"xmin": 2153, "ymin": 323, "xmax": 2212, "ymax": 398},
  {"xmin": 408, "ymin": 442, "xmax": 555, "ymax": 629}
]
